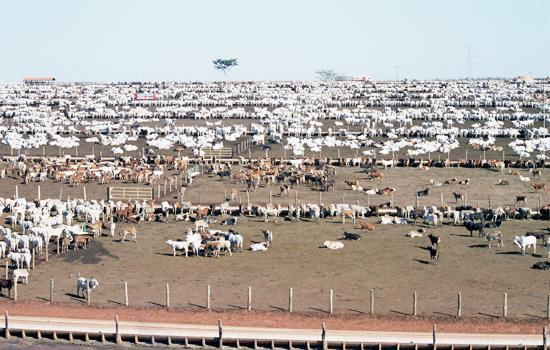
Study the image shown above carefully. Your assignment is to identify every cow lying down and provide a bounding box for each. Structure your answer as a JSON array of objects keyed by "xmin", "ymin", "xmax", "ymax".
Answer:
[
  {"xmin": 322, "ymin": 241, "xmax": 344, "ymax": 250},
  {"xmin": 406, "ymin": 228, "xmax": 426, "ymax": 238},
  {"xmin": 380, "ymin": 215, "xmax": 407, "ymax": 225},
  {"xmin": 249, "ymin": 242, "xmax": 268, "ymax": 252}
]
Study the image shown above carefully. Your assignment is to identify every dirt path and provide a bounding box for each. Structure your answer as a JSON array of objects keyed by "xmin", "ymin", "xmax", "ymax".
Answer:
[{"xmin": 1, "ymin": 301, "xmax": 548, "ymax": 335}]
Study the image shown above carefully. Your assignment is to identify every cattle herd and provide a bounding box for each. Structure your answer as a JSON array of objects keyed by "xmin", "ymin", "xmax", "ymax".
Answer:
[{"xmin": 0, "ymin": 78, "xmax": 548, "ymax": 305}]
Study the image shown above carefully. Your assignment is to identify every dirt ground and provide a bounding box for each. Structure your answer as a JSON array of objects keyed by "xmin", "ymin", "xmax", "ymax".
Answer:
[{"xmin": 0, "ymin": 164, "xmax": 547, "ymax": 322}]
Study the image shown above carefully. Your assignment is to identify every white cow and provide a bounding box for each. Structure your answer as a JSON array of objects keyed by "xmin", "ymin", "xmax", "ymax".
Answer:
[
  {"xmin": 249, "ymin": 242, "xmax": 268, "ymax": 251},
  {"xmin": 166, "ymin": 240, "xmax": 190, "ymax": 257},
  {"xmin": 13, "ymin": 269, "xmax": 29, "ymax": 284},
  {"xmin": 513, "ymin": 235, "xmax": 537, "ymax": 255},
  {"xmin": 7, "ymin": 251, "xmax": 31, "ymax": 270},
  {"xmin": 322, "ymin": 241, "xmax": 344, "ymax": 250},
  {"xmin": 380, "ymin": 215, "xmax": 394, "ymax": 225},
  {"xmin": 76, "ymin": 276, "xmax": 99, "ymax": 298}
]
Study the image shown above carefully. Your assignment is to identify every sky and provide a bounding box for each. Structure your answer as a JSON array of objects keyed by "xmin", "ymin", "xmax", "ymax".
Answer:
[{"xmin": 1, "ymin": 0, "xmax": 549, "ymax": 82}]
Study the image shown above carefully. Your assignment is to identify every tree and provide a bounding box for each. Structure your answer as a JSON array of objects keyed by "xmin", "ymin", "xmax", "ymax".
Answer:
[
  {"xmin": 316, "ymin": 69, "xmax": 338, "ymax": 81},
  {"xmin": 213, "ymin": 58, "xmax": 239, "ymax": 79}
]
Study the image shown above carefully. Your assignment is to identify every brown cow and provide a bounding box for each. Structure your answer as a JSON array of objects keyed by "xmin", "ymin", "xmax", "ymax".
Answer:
[
  {"xmin": 358, "ymin": 220, "xmax": 375, "ymax": 230},
  {"xmin": 73, "ymin": 235, "xmax": 91, "ymax": 250},
  {"xmin": 532, "ymin": 183, "xmax": 549, "ymax": 192}
]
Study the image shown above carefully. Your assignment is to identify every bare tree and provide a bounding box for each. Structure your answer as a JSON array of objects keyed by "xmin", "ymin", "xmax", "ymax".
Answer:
[{"xmin": 213, "ymin": 58, "xmax": 239, "ymax": 79}]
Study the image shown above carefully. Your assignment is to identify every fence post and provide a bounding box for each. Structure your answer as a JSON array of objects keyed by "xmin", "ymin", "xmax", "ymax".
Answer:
[
  {"xmin": 37, "ymin": 185, "xmax": 41, "ymax": 201},
  {"xmin": 206, "ymin": 285, "xmax": 211, "ymax": 310},
  {"xmin": 45, "ymin": 243, "xmax": 49, "ymax": 261},
  {"xmin": 488, "ymin": 195, "xmax": 491, "ymax": 208},
  {"xmin": 115, "ymin": 314, "xmax": 121, "ymax": 344},
  {"xmin": 415, "ymin": 194, "xmax": 419, "ymax": 208},
  {"xmin": 412, "ymin": 291, "xmax": 417, "ymax": 316},
  {"xmin": 321, "ymin": 323, "xmax": 328, "ymax": 350},
  {"xmin": 547, "ymin": 295, "xmax": 550, "ymax": 320},
  {"xmin": 247, "ymin": 286, "xmax": 252, "ymax": 311},
  {"xmin": 370, "ymin": 289, "xmax": 374, "ymax": 314},
  {"xmin": 49, "ymin": 279, "xmax": 54, "ymax": 303},
  {"xmin": 432, "ymin": 324, "xmax": 437, "ymax": 350},
  {"xmin": 124, "ymin": 282, "xmax": 129, "ymax": 307},
  {"xmin": 544, "ymin": 326, "xmax": 548, "ymax": 350},
  {"xmin": 4, "ymin": 310, "xmax": 9, "ymax": 340},
  {"xmin": 83, "ymin": 186, "xmax": 87, "ymax": 201},
  {"xmin": 166, "ymin": 284, "xmax": 170, "ymax": 309},
  {"xmin": 329, "ymin": 289, "xmax": 334, "ymax": 314},
  {"xmin": 218, "ymin": 320, "xmax": 223, "ymax": 349},
  {"xmin": 457, "ymin": 292, "xmax": 462, "ymax": 318},
  {"xmin": 289, "ymin": 288, "xmax": 293, "ymax": 313},
  {"xmin": 503, "ymin": 293, "xmax": 508, "ymax": 318},
  {"xmin": 440, "ymin": 193, "xmax": 443, "ymax": 206}
]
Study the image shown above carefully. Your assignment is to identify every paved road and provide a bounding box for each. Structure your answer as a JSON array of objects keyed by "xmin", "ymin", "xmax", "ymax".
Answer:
[{"xmin": 2, "ymin": 315, "xmax": 546, "ymax": 346}]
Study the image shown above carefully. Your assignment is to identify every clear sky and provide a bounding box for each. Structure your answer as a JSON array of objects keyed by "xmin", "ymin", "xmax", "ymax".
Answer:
[{"xmin": 1, "ymin": 0, "xmax": 548, "ymax": 82}]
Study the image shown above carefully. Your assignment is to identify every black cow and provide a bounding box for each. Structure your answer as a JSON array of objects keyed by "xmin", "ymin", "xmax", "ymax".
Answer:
[
  {"xmin": 342, "ymin": 231, "xmax": 362, "ymax": 240},
  {"xmin": 464, "ymin": 221, "xmax": 484, "ymax": 237},
  {"xmin": 428, "ymin": 234, "xmax": 440, "ymax": 247},
  {"xmin": 417, "ymin": 188, "xmax": 429, "ymax": 197},
  {"xmin": 0, "ymin": 278, "xmax": 13, "ymax": 298},
  {"xmin": 428, "ymin": 246, "xmax": 439, "ymax": 265}
]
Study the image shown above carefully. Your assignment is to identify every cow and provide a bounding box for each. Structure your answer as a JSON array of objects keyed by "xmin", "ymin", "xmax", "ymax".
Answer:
[
  {"xmin": 322, "ymin": 241, "xmax": 344, "ymax": 250},
  {"xmin": 485, "ymin": 231, "xmax": 503, "ymax": 248},
  {"xmin": 406, "ymin": 228, "xmax": 426, "ymax": 238},
  {"xmin": 262, "ymin": 229, "xmax": 273, "ymax": 247},
  {"xmin": 525, "ymin": 231, "xmax": 548, "ymax": 244},
  {"xmin": 342, "ymin": 231, "xmax": 362, "ymax": 240},
  {"xmin": 532, "ymin": 183, "xmax": 549, "ymax": 192},
  {"xmin": 427, "ymin": 234, "xmax": 440, "ymax": 247},
  {"xmin": 358, "ymin": 220, "xmax": 375, "ymax": 230},
  {"xmin": 496, "ymin": 179, "xmax": 509, "ymax": 186},
  {"xmin": 76, "ymin": 276, "xmax": 99, "ymax": 298},
  {"xmin": 0, "ymin": 278, "xmax": 13, "ymax": 297},
  {"xmin": 464, "ymin": 221, "xmax": 484, "ymax": 237},
  {"xmin": 428, "ymin": 246, "xmax": 439, "ymax": 264},
  {"xmin": 452, "ymin": 192, "xmax": 465, "ymax": 203},
  {"xmin": 119, "ymin": 227, "xmax": 137, "ymax": 242},
  {"xmin": 516, "ymin": 196, "xmax": 527, "ymax": 205},
  {"xmin": 513, "ymin": 235, "xmax": 537, "ymax": 255},
  {"xmin": 166, "ymin": 240, "xmax": 190, "ymax": 257},
  {"xmin": 417, "ymin": 188, "xmax": 429, "ymax": 197}
]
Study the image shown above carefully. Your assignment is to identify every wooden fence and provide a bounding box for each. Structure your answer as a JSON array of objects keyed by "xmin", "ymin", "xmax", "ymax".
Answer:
[
  {"xmin": 201, "ymin": 147, "xmax": 233, "ymax": 159},
  {"xmin": 107, "ymin": 187, "xmax": 153, "ymax": 201}
]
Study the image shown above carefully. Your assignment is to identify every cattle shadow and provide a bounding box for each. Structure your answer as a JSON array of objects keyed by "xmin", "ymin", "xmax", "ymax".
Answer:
[
  {"xmin": 62, "ymin": 240, "xmax": 119, "ymax": 264},
  {"xmin": 156, "ymin": 252, "xmax": 175, "ymax": 257},
  {"xmin": 65, "ymin": 292, "xmax": 85, "ymax": 303},
  {"xmin": 415, "ymin": 246, "xmax": 430, "ymax": 251},
  {"xmin": 309, "ymin": 307, "xmax": 330, "ymax": 314},
  {"xmin": 450, "ymin": 233, "xmax": 472, "ymax": 238},
  {"xmin": 390, "ymin": 310, "xmax": 411, "ymax": 316},
  {"xmin": 346, "ymin": 308, "xmax": 368, "ymax": 315},
  {"xmin": 469, "ymin": 244, "xmax": 489, "ymax": 248},
  {"xmin": 188, "ymin": 303, "xmax": 207, "ymax": 310},
  {"xmin": 414, "ymin": 259, "xmax": 430, "ymax": 265},
  {"xmin": 148, "ymin": 301, "xmax": 165, "ymax": 308},
  {"xmin": 496, "ymin": 251, "xmax": 522, "ymax": 255}
]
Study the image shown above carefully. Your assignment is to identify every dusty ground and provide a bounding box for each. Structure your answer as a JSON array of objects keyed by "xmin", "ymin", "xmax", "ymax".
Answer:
[{"xmin": 0, "ymin": 151, "xmax": 548, "ymax": 324}]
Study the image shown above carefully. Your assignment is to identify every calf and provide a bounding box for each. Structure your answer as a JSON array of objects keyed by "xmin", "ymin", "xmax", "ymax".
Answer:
[
  {"xmin": 427, "ymin": 246, "xmax": 439, "ymax": 264},
  {"xmin": 262, "ymin": 229, "xmax": 273, "ymax": 247},
  {"xmin": 484, "ymin": 231, "xmax": 503, "ymax": 248},
  {"xmin": 76, "ymin": 276, "xmax": 99, "ymax": 298}
]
